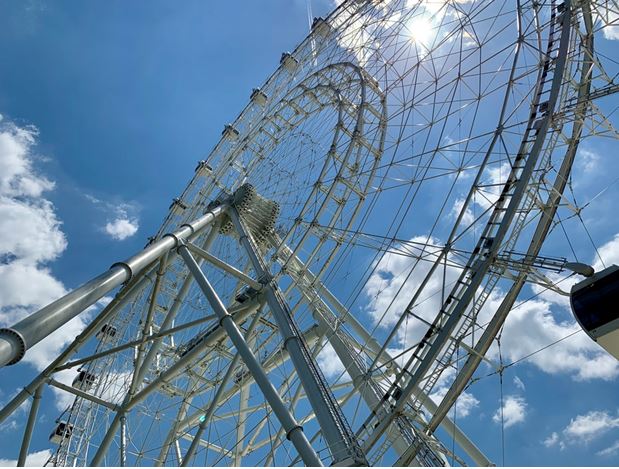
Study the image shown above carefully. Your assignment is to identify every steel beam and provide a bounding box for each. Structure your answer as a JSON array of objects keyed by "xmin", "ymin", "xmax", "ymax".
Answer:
[
  {"xmin": 175, "ymin": 324, "xmax": 322, "ymax": 433},
  {"xmin": 55, "ymin": 314, "xmax": 217, "ymax": 372},
  {"xmin": 48, "ymin": 378, "xmax": 118, "ymax": 411},
  {"xmin": 229, "ymin": 208, "xmax": 366, "ymax": 465},
  {"xmin": 362, "ymin": 2, "xmax": 573, "ymax": 454},
  {"xmin": 88, "ymin": 296, "xmax": 261, "ymax": 466},
  {"xmin": 273, "ymin": 236, "xmax": 392, "ymax": 367},
  {"xmin": 129, "ymin": 218, "xmax": 223, "ymax": 395},
  {"xmin": 128, "ymin": 298, "xmax": 261, "ymax": 407},
  {"xmin": 17, "ymin": 385, "xmax": 42, "ymax": 467},
  {"xmin": 178, "ymin": 243, "xmax": 322, "ymax": 467},
  {"xmin": 120, "ymin": 413, "xmax": 127, "ymax": 467},
  {"xmin": 156, "ymin": 376, "xmax": 200, "ymax": 466},
  {"xmin": 0, "ymin": 262, "xmax": 157, "ymax": 427},
  {"xmin": 287, "ymin": 249, "xmax": 490, "ymax": 465},
  {"xmin": 90, "ymin": 218, "xmax": 226, "ymax": 467},
  {"xmin": 185, "ymin": 242, "xmax": 263, "ymax": 290},
  {"xmin": 0, "ymin": 204, "xmax": 226, "ymax": 368},
  {"xmin": 180, "ymin": 310, "xmax": 261, "ymax": 466}
]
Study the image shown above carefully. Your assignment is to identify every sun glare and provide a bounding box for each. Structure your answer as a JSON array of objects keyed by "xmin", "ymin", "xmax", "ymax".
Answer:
[{"xmin": 407, "ymin": 16, "xmax": 435, "ymax": 47}]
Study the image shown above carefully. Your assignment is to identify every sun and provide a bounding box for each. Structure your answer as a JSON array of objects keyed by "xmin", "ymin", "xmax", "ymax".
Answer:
[{"xmin": 407, "ymin": 15, "xmax": 435, "ymax": 48}]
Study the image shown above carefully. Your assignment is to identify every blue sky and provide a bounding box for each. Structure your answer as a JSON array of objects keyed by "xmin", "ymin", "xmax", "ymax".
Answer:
[{"xmin": 1, "ymin": 0, "xmax": 619, "ymax": 466}]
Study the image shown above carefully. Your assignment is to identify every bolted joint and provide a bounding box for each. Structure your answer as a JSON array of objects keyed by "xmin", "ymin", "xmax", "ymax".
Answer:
[
  {"xmin": 175, "ymin": 238, "xmax": 188, "ymax": 250},
  {"xmin": 109, "ymin": 262, "xmax": 133, "ymax": 281},
  {"xmin": 177, "ymin": 223, "xmax": 196, "ymax": 237},
  {"xmin": 206, "ymin": 199, "xmax": 222, "ymax": 212},
  {"xmin": 282, "ymin": 335, "xmax": 304, "ymax": 351},
  {"xmin": 0, "ymin": 328, "xmax": 27, "ymax": 366},
  {"xmin": 258, "ymin": 273, "xmax": 273, "ymax": 285},
  {"xmin": 285, "ymin": 424, "xmax": 304, "ymax": 441},
  {"xmin": 162, "ymin": 232, "xmax": 183, "ymax": 250},
  {"xmin": 217, "ymin": 314, "xmax": 234, "ymax": 329}
]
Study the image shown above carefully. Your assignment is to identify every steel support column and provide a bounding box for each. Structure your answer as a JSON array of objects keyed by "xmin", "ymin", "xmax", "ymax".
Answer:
[
  {"xmin": 0, "ymin": 204, "xmax": 226, "ymax": 368},
  {"xmin": 177, "ymin": 243, "xmax": 322, "ymax": 467},
  {"xmin": 425, "ymin": 1, "xmax": 592, "ymax": 451},
  {"xmin": 0, "ymin": 261, "xmax": 158, "ymax": 427},
  {"xmin": 229, "ymin": 207, "xmax": 366, "ymax": 465},
  {"xmin": 17, "ymin": 385, "xmax": 43, "ymax": 467},
  {"xmin": 179, "ymin": 310, "xmax": 262, "ymax": 466}
]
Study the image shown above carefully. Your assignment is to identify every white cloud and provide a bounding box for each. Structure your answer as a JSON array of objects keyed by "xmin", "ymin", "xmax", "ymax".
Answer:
[
  {"xmin": 543, "ymin": 409, "xmax": 619, "ymax": 451},
  {"xmin": 364, "ymin": 235, "xmax": 461, "ymax": 347},
  {"xmin": 0, "ymin": 124, "xmax": 66, "ymax": 264},
  {"xmin": 0, "ymin": 119, "xmax": 98, "ymax": 410},
  {"xmin": 577, "ymin": 148, "xmax": 600, "ymax": 174},
  {"xmin": 475, "ymin": 162, "xmax": 511, "ymax": 210},
  {"xmin": 604, "ymin": 25, "xmax": 619, "ymax": 40},
  {"xmin": 564, "ymin": 410, "xmax": 619, "ymax": 442},
  {"xmin": 0, "ymin": 198, "xmax": 66, "ymax": 263},
  {"xmin": 98, "ymin": 371, "xmax": 132, "ymax": 405},
  {"xmin": 0, "ymin": 120, "xmax": 77, "ymax": 371},
  {"xmin": 429, "ymin": 385, "xmax": 479, "ymax": 418},
  {"xmin": 104, "ymin": 217, "xmax": 139, "ymax": 241},
  {"xmin": 0, "ymin": 263, "xmax": 65, "ymax": 319},
  {"xmin": 597, "ymin": 440, "xmax": 619, "ymax": 457},
  {"xmin": 87, "ymin": 194, "xmax": 140, "ymax": 241},
  {"xmin": 496, "ymin": 297, "xmax": 619, "ymax": 381},
  {"xmin": 505, "ymin": 231, "xmax": 619, "ymax": 381},
  {"xmin": 543, "ymin": 431, "xmax": 559, "ymax": 448},
  {"xmin": 364, "ymin": 230, "xmax": 619, "ymax": 385},
  {"xmin": 0, "ymin": 389, "xmax": 31, "ymax": 434},
  {"xmin": 0, "ymin": 449, "xmax": 52, "ymax": 466},
  {"xmin": 0, "ymin": 124, "xmax": 46, "ymax": 196},
  {"xmin": 492, "ymin": 395, "xmax": 526, "ymax": 428},
  {"xmin": 317, "ymin": 341, "xmax": 351, "ymax": 382},
  {"xmin": 597, "ymin": 6, "xmax": 619, "ymax": 40},
  {"xmin": 513, "ymin": 376, "xmax": 525, "ymax": 391},
  {"xmin": 594, "ymin": 232, "xmax": 619, "ymax": 271},
  {"xmin": 529, "ymin": 271, "xmax": 575, "ymax": 310},
  {"xmin": 451, "ymin": 197, "xmax": 474, "ymax": 227}
]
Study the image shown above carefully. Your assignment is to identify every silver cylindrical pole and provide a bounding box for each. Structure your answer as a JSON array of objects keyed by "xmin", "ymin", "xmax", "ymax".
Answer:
[
  {"xmin": 0, "ymin": 204, "xmax": 226, "ymax": 368},
  {"xmin": 17, "ymin": 385, "xmax": 43, "ymax": 467},
  {"xmin": 0, "ymin": 263, "xmax": 156, "ymax": 426},
  {"xmin": 181, "ymin": 310, "xmax": 262, "ymax": 466},
  {"xmin": 228, "ymin": 208, "xmax": 363, "ymax": 465},
  {"xmin": 130, "ymin": 218, "xmax": 223, "ymax": 393},
  {"xmin": 0, "ymin": 263, "xmax": 157, "ymax": 438},
  {"xmin": 0, "ymin": 267, "xmax": 127, "ymax": 367},
  {"xmin": 178, "ymin": 244, "xmax": 323, "ymax": 467}
]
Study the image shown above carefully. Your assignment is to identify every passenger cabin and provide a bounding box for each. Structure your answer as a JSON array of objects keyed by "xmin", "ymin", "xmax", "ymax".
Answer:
[
  {"xmin": 235, "ymin": 286, "xmax": 260, "ymax": 304},
  {"xmin": 96, "ymin": 324, "xmax": 117, "ymax": 343},
  {"xmin": 72, "ymin": 370, "xmax": 96, "ymax": 391},
  {"xmin": 570, "ymin": 265, "xmax": 619, "ymax": 360},
  {"xmin": 49, "ymin": 422, "xmax": 73, "ymax": 445},
  {"xmin": 280, "ymin": 52, "xmax": 299, "ymax": 73}
]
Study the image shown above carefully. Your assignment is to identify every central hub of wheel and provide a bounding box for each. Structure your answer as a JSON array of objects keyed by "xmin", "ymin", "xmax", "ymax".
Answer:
[{"xmin": 219, "ymin": 183, "xmax": 280, "ymax": 244}]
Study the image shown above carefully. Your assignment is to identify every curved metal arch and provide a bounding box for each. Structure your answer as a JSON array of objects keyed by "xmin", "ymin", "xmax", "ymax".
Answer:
[
  {"xmin": 358, "ymin": 0, "xmax": 576, "ymax": 458},
  {"xmin": 425, "ymin": 0, "xmax": 596, "ymax": 442}
]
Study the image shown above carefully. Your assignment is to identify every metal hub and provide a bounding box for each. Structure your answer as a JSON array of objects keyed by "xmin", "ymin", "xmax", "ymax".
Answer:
[{"xmin": 218, "ymin": 183, "xmax": 280, "ymax": 245}]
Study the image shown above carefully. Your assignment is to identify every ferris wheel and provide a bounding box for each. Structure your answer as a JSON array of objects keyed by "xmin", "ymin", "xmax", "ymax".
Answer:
[{"xmin": 0, "ymin": 0, "xmax": 610, "ymax": 466}]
